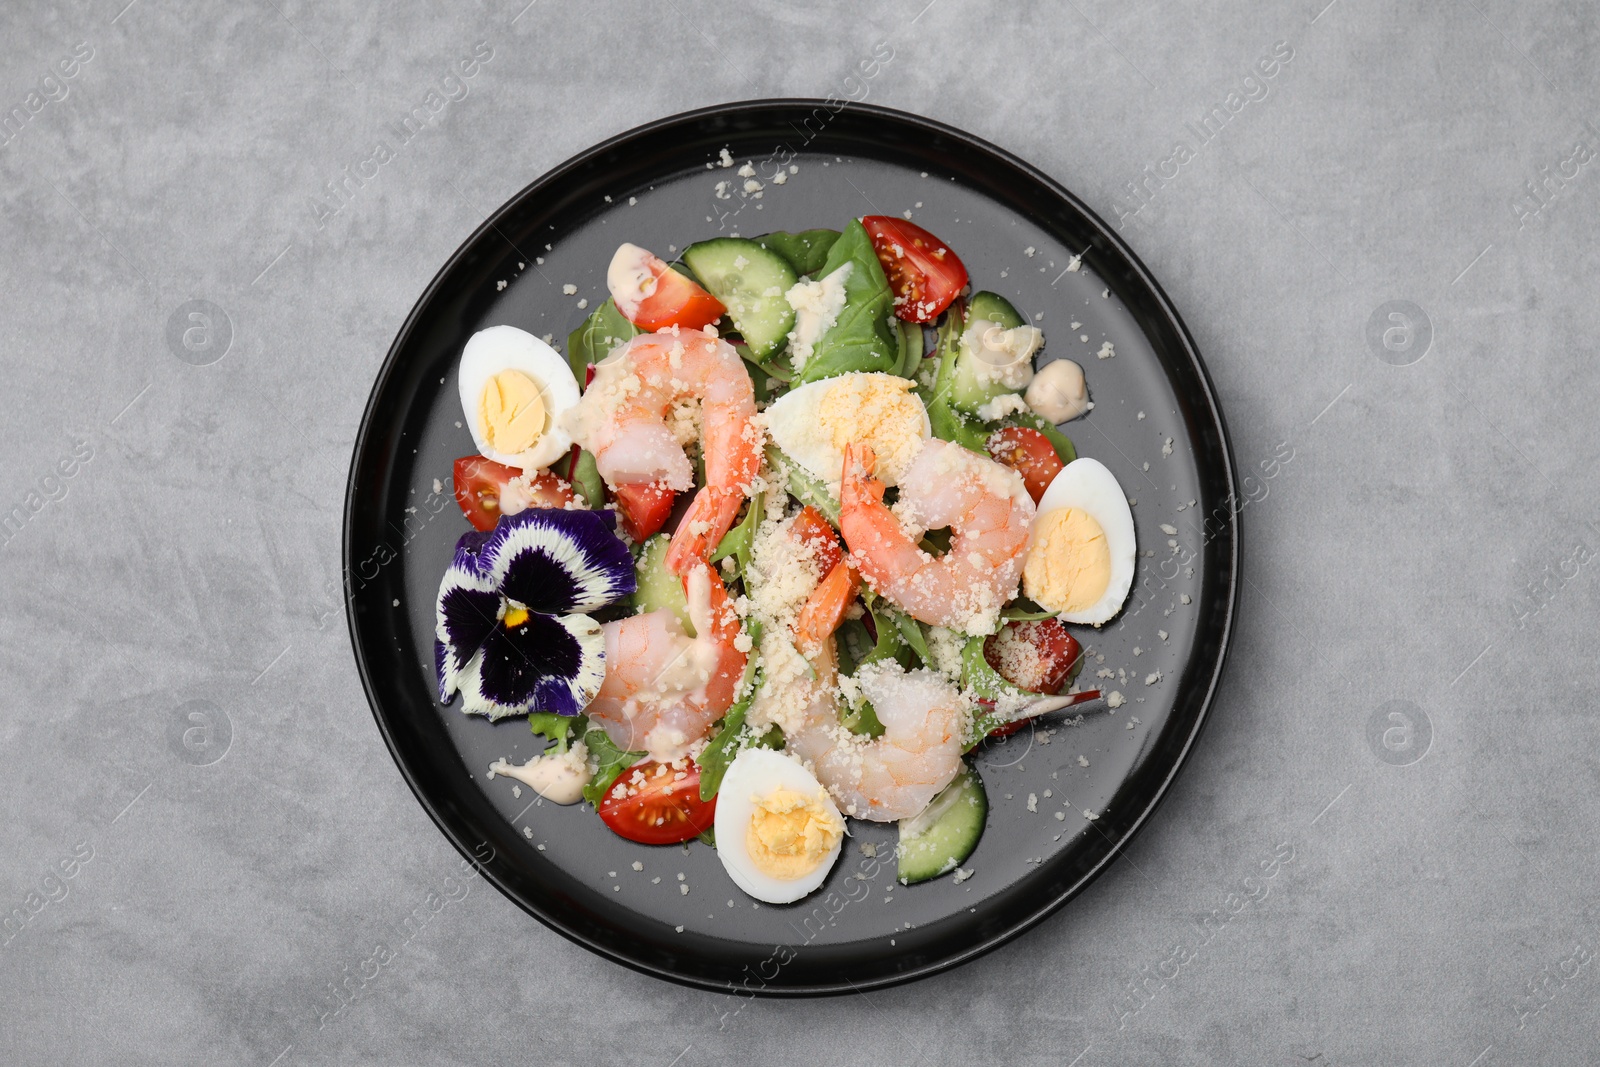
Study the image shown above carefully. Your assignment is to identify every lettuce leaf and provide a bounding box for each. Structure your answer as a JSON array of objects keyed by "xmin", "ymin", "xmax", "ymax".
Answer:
[
  {"xmin": 566, "ymin": 299, "xmax": 639, "ymax": 385},
  {"xmin": 755, "ymin": 229, "xmax": 841, "ymax": 277}
]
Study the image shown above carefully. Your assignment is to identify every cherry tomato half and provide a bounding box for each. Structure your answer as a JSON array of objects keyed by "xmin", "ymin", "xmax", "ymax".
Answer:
[
  {"xmin": 984, "ymin": 618, "xmax": 1083, "ymax": 696},
  {"xmin": 452, "ymin": 455, "xmax": 573, "ymax": 532},
  {"xmin": 612, "ymin": 482, "xmax": 677, "ymax": 542},
  {"xmin": 597, "ymin": 760, "xmax": 716, "ymax": 845},
  {"xmin": 988, "ymin": 426, "xmax": 1065, "ymax": 505},
  {"xmin": 861, "ymin": 216, "xmax": 969, "ymax": 323},
  {"xmin": 621, "ymin": 247, "xmax": 726, "ymax": 332}
]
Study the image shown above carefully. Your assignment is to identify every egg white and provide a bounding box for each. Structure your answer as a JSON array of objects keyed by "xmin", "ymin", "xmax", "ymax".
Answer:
[
  {"xmin": 763, "ymin": 372, "xmax": 931, "ymax": 488},
  {"xmin": 714, "ymin": 748, "xmax": 844, "ymax": 904},
  {"xmin": 1032, "ymin": 457, "xmax": 1137, "ymax": 626},
  {"xmin": 457, "ymin": 325, "xmax": 580, "ymax": 471}
]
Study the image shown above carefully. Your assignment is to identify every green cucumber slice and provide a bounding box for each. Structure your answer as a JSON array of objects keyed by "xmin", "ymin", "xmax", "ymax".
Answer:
[
  {"xmin": 897, "ymin": 763, "xmax": 987, "ymax": 884},
  {"xmin": 628, "ymin": 534, "xmax": 691, "ymax": 633},
  {"xmin": 681, "ymin": 237, "xmax": 798, "ymax": 359},
  {"xmin": 949, "ymin": 291, "xmax": 1035, "ymax": 415}
]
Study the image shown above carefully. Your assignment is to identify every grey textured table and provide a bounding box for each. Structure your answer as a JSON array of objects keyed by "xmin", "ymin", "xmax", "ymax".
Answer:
[{"xmin": 4, "ymin": 1, "xmax": 1597, "ymax": 1064}]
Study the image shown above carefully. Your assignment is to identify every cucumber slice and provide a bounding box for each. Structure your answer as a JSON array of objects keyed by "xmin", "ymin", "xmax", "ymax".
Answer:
[
  {"xmin": 949, "ymin": 291, "xmax": 1037, "ymax": 416},
  {"xmin": 898, "ymin": 763, "xmax": 987, "ymax": 884},
  {"xmin": 629, "ymin": 534, "xmax": 692, "ymax": 633},
  {"xmin": 968, "ymin": 291, "xmax": 1025, "ymax": 330},
  {"xmin": 681, "ymin": 238, "xmax": 798, "ymax": 359}
]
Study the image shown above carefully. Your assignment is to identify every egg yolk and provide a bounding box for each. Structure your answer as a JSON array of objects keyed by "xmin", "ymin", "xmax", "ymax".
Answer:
[
  {"xmin": 745, "ymin": 787, "xmax": 843, "ymax": 881},
  {"xmin": 817, "ymin": 376, "xmax": 926, "ymax": 484},
  {"xmin": 1023, "ymin": 507, "xmax": 1112, "ymax": 614},
  {"xmin": 479, "ymin": 370, "xmax": 547, "ymax": 455}
]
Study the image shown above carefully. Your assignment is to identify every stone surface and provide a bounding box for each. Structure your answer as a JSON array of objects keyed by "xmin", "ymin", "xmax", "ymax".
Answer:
[{"xmin": 2, "ymin": 1, "xmax": 1597, "ymax": 1064}]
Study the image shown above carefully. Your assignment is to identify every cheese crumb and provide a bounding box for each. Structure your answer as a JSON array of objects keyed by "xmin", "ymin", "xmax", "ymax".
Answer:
[
  {"xmin": 631, "ymin": 861, "xmax": 643, "ymax": 871},
  {"xmin": 561, "ymin": 283, "xmax": 577, "ymax": 295},
  {"xmin": 1160, "ymin": 524, "xmax": 1178, "ymax": 535},
  {"xmin": 1026, "ymin": 793, "xmax": 1038, "ymax": 812},
  {"xmin": 952, "ymin": 868, "xmax": 974, "ymax": 883},
  {"xmin": 1144, "ymin": 671, "xmax": 1162, "ymax": 685},
  {"xmin": 1107, "ymin": 691, "xmax": 1125, "ymax": 709},
  {"xmin": 1097, "ymin": 341, "xmax": 1116, "ymax": 359},
  {"xmin": 718, "ymin": 147, "xmax": 733, "ymax": 168}
]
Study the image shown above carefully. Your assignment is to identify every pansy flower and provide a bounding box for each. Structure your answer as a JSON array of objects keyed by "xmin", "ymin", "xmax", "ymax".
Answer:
[{"xmin": 435, "ymin": 508, "xmax": 635, "ymax": 720}]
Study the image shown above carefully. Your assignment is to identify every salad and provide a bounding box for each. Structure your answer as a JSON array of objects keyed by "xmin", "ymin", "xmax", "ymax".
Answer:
[{"xmin": 435, "ymin": 213, "xmax": 1135, "ymax": 904}]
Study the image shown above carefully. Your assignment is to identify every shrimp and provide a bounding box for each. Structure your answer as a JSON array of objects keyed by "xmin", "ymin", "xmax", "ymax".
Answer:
[
  {"xmin": 585, "ymin": 563, "xmax": 746, "ymax": 761},
  {"xmin": 786, "ymin": 657, "xmax": 971, "ymax": 821},
  {"xmin": 839, "ymin": 438, "xmax": 1035, "ymax": 636},
  {"xmin": 564, "ymin": 329, "xmax": 761, "ymax": 574}
]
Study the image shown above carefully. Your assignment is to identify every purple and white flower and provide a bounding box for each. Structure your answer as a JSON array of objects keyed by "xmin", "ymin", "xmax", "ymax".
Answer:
[{"xmin": 435, "ymin": 508, "xmax": 635, "ymax": 720}]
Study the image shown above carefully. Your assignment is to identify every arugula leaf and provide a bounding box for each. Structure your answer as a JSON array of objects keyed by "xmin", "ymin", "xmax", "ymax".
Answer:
[
  {"xmin": 755, "ymin": 229, "xmax": 841, "ymax": 277},
  {"xmin": 709, "ymin": 490, "xmax": 765, "ymax": 580},
  {"xmin": 840, "ymin": 695, "xmax": 886, "ymax": 739},
  {"xmin": 696, "ymin": 624, "xmax": 766, "ymax": 801},
  {"xmin": 855, "ymin": 589, "xmax": 914, "ymax": 670},
  {"xmin": 528, "ymin": 712, "xmax": 576, "ymax": 754},
  {"xmin": 895, "ymin": 319, "xmax": 925, "ymax": 380},
  {"xmin": 1002, "ymin": 601, "xmax": 1059, "ymax": 621},
  {"xmin": 765, "ymin": 445, "xmax": 840, "ymax": 524},
  {"xmin": 581, "ymin": 721, "xmax": 644, "ymax": 806},
  {"xmin": 566, "ymin": 299, "xmax": 640, "ymax": 385},
  {"xmin": 793, "ymin": 220, "xmax": 900, "ymax": 386}
]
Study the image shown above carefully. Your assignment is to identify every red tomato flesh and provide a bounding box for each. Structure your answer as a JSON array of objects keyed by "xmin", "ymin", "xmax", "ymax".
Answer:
[
  {"xmin": 452, "ymin": 456, "xmax": 573, "ymax": 532},
  {"xmin": 988, "ymin": 426, "xmax": 1065, "ymax": 505},
  {"xmin": 861, "ymin": 216, "xmax": 969, "ymax": 323},
  {"xmin": 612, "ymin": 482, "xmax": 677, "ymax": 542},
  {"xmin": 624, "ymin": 248, "xmax": 726, "ymax": 332},
  {"xmin": 597, "ymin": 760, "xmax": 716, "ymax": 845},
  {"xmin": 984, "ymin": 618, "xmax": 1083, "ymax": 696}
]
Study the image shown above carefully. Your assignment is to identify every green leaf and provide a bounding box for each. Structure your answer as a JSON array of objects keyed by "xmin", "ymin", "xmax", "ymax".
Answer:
[
  {"xmin": 840, "ymin": 695, "xmax": 885, "ymax": 739},
  {"xmin": 696, "ymin": 826, "xmax": 717, "ymax": 847},
  {"xmin": 568, "ymin": 448, "xmax": 604, "ymax": 509},
  {"xmin": 696, "ymin": 620, "xmax": 765, "ymax": 801},
  {"xmin": 895, "ymin": 319, "xmax": 925, "ymax": 380},
  {"xmin": 755, "ymin": 229, "xmax": 841, "ymax": 277},
  {"xmin": 528, "ymin": 712, "xmax": 575, "ymax": 754},
  {"xmin": 960, "ymin": 634, "xmax": 1022, "ymax": 703},
  {"xmin": 1001, "ymin": 602, "xmax": 1059, "ymax": 621},
  {"xmin": 855, "ymin": 589, "xmax": 914, "ymax": 670},
  {"xmin": 924, "ymin": 298, "xmax": 993, "ymax": 454},
  {"xmin": 565, "ymin": 299, "xmax": 640, "ymax": 385},
  {"xmin": 1004, "ymin": 411, "xmax": 1078, "ymax": 466},
  {"xmin": 581, "ymin": 721, "xmax": 644, "ymax": 807},
  {"xmin": 709, "ymin": 490, "xmax": 765, "ymax": 580},
  {"xmin": 765, "ymin": 445, "xmax": 840, "ymax": 525},
  {"xmin": 793, "ymin": 220, "xmax": 900, "ymax": 386}
]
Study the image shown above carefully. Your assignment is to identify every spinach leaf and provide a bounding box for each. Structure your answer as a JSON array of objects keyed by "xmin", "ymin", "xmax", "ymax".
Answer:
[
  {"xmin": 565, "ymin": 299, "xmax": 639, "ymax": 385},
  {"xmin": 567, "ymin": 448, "xmax": 604, "ymax": 508},
  {"xmin": 528, "ymin": 712, "xmax": 576, "ymax": 754},
  {"xmin": 793, "ymin": 220, "xmax": 900, "ymax": 386},
  {"xmin": 755, "ymin": 229, "xmax": 841, "ymax": 277},
  {"xmin": 581, "ymin": 721, "xmax": 644, "ymax": 806},
  {"xmin": 1003, "ymin": 411, "xmax": 1078, "ymax": 466}
]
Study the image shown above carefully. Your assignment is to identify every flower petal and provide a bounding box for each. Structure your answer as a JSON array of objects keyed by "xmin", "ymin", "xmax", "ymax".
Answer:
[
  {"xmin": 482, "ymin": 509, "xmax": 635, "ymax": 615},
  {"xmin": 435, "ymin": 530, "xmax": 503, "ymax": 700},
  {"xmin": 457, "ymin": 611, "xmax": 605, "ymax": 720}
]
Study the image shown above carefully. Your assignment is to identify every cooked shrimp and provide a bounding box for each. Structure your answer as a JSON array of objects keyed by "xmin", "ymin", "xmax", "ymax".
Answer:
[
  {"xmin": 564, "ymin": 329, "xmax": 760, "ymax": 573},
  {"xmin": 786, "ymin": 659, "xmax": 970, "ymax": 821},
  {"xmin": 839, "ymin": 439, "xmax": 1035, "ymax": 635},
  {"xmin": 585, "ymin": 563, "xmax": 746, "ymax": 760}
]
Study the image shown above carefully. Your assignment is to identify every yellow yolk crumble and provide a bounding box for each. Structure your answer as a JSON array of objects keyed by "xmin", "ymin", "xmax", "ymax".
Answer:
[
  {"xmin": 1023, "ymin": 507, "xmax": 1112, "ymax": 613},
  {"xmin": 480, "ymin": 370, "xmax": 547, "ymax": 454},
  {"xmin": 745, "ymin": 787, "xmax": 844, "ymax": 880},
  {"xmin": 815, "ymin": 375, "xmax": 926, "ymax": 483}
]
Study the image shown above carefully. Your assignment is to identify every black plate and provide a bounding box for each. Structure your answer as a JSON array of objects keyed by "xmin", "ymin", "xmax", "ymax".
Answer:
[{"xmin": 344, "ymin": 100, "xmax": 1238, "ymax": 995}]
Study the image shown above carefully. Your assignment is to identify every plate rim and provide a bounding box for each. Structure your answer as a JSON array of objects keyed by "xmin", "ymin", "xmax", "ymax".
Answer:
[{"xmin": 343, "ymin": 97, "xmax": 1240, "ymax": 996}]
